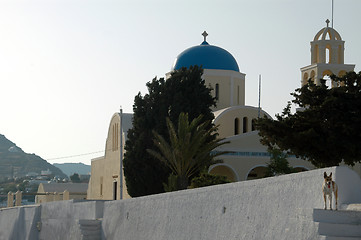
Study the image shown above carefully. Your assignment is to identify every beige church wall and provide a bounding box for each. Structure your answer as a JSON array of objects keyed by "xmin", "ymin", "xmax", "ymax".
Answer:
[
  {"xmin": 206, "ymin": 75, "xmax": 232, "ymax": 109},
  {"xmin": 212, "ymin": 153, "xmax": 315, "ymax": 182},
  {"xmin": 203, "ymin": 69, "xmax": 246, "ymax": 110},
  {"xmin": 301, "ymin": 63, "xmax": 355, "ymax": 86},
  {"xmin": 231, "ymin": 77, "xmax": 245, "ymax": 106},
  {"xmin": 167, "ymin": 68, "xmax": 246, "ymax": 110},
  {"xmin": 220, "ymin": 131, "xmax": 267, "ymax": 151},
  {"xmin": 212, "ymin": 129, "xmax": 315, "ymax": 181},
  {"xmin": 88, "ymin": 157, "xmax": 105, "ymax": 200},
  {"xmin": 88, "ymin": 113, "xmax": 124, "ymax": 200},
  {"xmin": 214, "ymin": 106, "xmax": 268, "ymax": 138}
]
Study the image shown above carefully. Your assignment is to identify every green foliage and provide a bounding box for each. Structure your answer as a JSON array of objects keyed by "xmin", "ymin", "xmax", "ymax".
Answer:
[
  {"xmin": 124, "ymin": 66, "xmax": 216, "ymax": 197},
  {"xmin": 3, "ymin": 183, "xmax": 17, "ymax": 193},
  {"xmin": 70, "ymin": 173, "xmax": 80, "ymax": 183},
  {"xmin": 264, "ymin": 148, "xmax": 295, "ymax": 177},
  {"xmin": 148, "ymin": 112, "xmax": 228, "ymax": 190},
  {"xmin": 163, "ymin": 174, "xmax": 178, "ymax": 192},
  {"xmin": 189, "ymin": 172, "xmax": 230, "ymax": 189},
  {"xmin": 256, "ymin": 71, "xmax": 361, "ymax": 167}
]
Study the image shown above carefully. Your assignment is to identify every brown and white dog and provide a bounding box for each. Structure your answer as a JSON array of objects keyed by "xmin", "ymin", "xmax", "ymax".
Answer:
[{"xmin": 322, "ymin": 172, "xmax": 338, "ymax": 210}]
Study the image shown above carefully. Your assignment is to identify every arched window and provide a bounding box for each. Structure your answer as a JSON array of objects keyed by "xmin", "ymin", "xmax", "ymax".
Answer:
[
  {"xmin": 234, "ymin": 118, "xmax": 239, "ymax": 135},
  {"xmin": 326, "ymin": 46, "xmax": 331, "ymax": 64},
  {"xmin": 243, "ymin": 117, "xmax": 248, "ymax": 133},
  {"xmin": 251, "ymin": 119, "xmax": 256, "ymax": 131},
  {"xmin": 112, "ymin": 123, "xmax": 118, "ymax": 151},
  {"xmin": 215, "ymin": 83, "xmax": 219, "ymax": 100}
]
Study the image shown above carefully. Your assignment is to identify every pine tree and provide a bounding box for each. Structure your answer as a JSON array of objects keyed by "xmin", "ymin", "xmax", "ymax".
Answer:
[
  {"xmin": 123, "ymin": 66, "xmax": 216, "ymax": 197},
  {"xmin": 256, "ymin": 71, "xmax": 361, "ymax": 167}
]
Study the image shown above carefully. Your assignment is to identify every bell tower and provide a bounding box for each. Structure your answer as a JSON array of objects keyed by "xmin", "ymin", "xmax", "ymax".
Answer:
[{"xmin": 300, "ymin": 19, "xmax": 355, "ymax": 87}]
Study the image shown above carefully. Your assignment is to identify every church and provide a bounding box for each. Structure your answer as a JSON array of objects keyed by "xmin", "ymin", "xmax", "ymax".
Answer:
[{"xmin": 87, "ymin": 20, "xmax": 358, "ymax": 200}]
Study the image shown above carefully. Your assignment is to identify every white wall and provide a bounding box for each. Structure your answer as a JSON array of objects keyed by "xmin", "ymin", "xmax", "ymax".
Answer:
[
  {"xmin": 1, "ymin": 166, "xmax": 360, "ymax": 240},
  {"xmin": 101, "ymin": 166, "xmax": 361, "ymax": 240},
  {"xmin": 0, "ymin": 205, "xmax": 40, "ymax": 240}
]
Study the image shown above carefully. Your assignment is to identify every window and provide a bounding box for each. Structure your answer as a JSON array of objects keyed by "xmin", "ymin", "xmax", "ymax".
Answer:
[
  {"xmin": 215, "ymin": 83, "xmax": 219, "ymax": 100},
  {"xmin": 100, "ymin": 176, "xmax": 103, "ymax": 196},
  {"xmin": 113, "ymin": 181, "xmax": 117, "ymax": 200},
  {"xmin": 112, "ymin": 123, "xmax": 119, "ymax": 151},
  {"xmin": 234, "ymin": 118, "xmax": 239, "ymax": 135},
  {"xmin": 243, "ymin": 117, "xmax": 248, "ymax": 133},
  {"xmin": 326, "ymin": 46, "xmax": 331, "ymax": 64}
]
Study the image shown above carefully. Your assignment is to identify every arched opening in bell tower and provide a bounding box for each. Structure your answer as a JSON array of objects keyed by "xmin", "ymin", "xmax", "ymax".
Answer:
[
  {"xmin": 303, "ymin": 72, "xmax": 309, "ymax": 85},
  {"xmin": 322, "ymin": 70, "xmax": 334, "ymax": 88},
  {"xmin": 325, "ymin": 45, "xmax": 331, "ymax": 64}
]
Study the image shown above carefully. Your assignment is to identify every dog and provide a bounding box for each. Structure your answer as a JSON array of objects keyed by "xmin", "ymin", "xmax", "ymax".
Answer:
[{"xmin": 322, "ymin": 172, "xmax": 338, "ymax": 210}]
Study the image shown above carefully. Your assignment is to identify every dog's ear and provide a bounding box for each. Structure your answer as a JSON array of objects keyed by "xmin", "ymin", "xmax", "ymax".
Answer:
[
  {"xmin": 330, "ymin": 172, "xmax": 332, "ymax": 178},
  {"xmin": 324, "ymin": 172, "xmax": 327, "ymax": 178}
]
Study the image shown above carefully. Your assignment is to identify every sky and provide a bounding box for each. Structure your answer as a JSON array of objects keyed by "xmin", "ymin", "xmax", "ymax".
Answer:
[{"xmin": 1, "ymin": 0, "xmax": 360, "ymax": 165}]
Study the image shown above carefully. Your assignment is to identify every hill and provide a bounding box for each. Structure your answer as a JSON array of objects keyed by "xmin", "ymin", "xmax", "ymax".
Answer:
[
  {"xmin": 0, "ymin": 134, "xmax": 66, "ymax": 178},
  {"xmin": 53, "ymin": 163, "xmax": 91, "ymax": 177}
]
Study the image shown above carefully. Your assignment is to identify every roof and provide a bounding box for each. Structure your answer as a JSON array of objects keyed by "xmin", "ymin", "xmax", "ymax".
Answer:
[
  {"xmin": 172, "ymin": 41, "xmax": 240, "ymax": 72},
  {"xmin": 213, "ymin": 105, "xmax": 272, "ymax": 121},
  {"xmin": 39, "ymin": 183, "xmax": 88, "ymax": 193},
  {"xmin": 314, "ymin": 20, "xmax": 342, "ymax": 41}
]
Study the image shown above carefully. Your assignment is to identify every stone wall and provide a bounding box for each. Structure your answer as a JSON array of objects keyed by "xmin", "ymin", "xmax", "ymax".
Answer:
[{"xmin": 0, "ymin": 166, "xmax": 360, "ymax": 240}]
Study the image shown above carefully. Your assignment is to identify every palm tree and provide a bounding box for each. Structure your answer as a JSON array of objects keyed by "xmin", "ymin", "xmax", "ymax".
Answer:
[{"xmin": 147, "ymin": 112, "xmax": 228, "ymax": 190}]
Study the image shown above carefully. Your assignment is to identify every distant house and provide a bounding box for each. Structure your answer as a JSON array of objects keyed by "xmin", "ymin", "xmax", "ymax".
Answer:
[
  {"xmin": 41, "ymin": 169, "xmax": 52, "ymax": 176},
  {"xmin": 79, "ymin": 174, "xmax": 90, "ymax": 182},
  {"xmin": 25, "ymin": 172, "xmax": 38, "ymax": 177},
  {"xmin": 35, "ymin": 183, "xmax": 88, "ymax": 204}
]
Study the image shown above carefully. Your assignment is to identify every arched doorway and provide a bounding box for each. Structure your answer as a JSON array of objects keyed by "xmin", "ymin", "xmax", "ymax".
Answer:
[
  {"xmin": 209, "ymin": 164, "xmax": 238, "ymax": 182},
  {"xmin": 293, "ymin": 166, "xmax": 309, "ymax": 173},
  {"xmin": 246, "ymin": 166, "xmax": 268, "ymax": 180}
]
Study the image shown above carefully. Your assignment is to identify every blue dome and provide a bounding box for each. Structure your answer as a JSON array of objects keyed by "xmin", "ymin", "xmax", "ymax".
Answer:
[{"xmin": 172, "ymin": 41, "xmax": 240, "ymax": 72}]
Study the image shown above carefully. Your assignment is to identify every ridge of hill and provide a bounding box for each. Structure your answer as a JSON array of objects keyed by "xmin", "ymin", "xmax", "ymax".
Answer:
[
  {"xmin": 53, "ymin": 163, "xmax": 91, "ymax": 177},
  {"xmin": 0, "ymin": 134, "xmax": 66, "ymax": 178}
]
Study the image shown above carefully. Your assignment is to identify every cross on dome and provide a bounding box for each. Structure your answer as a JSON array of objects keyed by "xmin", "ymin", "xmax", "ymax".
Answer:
[
  {"xmin": 326, "ymin": 19, "xmax": 330, "ymax": 28},
  {"xmin": 202, "ymin": 31, "xmax": 208, "ymax": 42}
]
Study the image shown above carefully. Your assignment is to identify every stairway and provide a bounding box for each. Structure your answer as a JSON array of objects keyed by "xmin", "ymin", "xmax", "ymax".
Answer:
[
  {"xmin": 78, "ymin": 219, "xmax": 102, "ymax": 240},
  {"xmin": 313, "ymin": 204, "xmax": 361, "ymax": 240}
]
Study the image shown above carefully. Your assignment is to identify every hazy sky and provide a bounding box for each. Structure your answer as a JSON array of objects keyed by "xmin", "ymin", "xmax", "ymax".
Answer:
[{"xmin": 1, "ymin": 0, "xmax": 360, "ymax": 165}]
